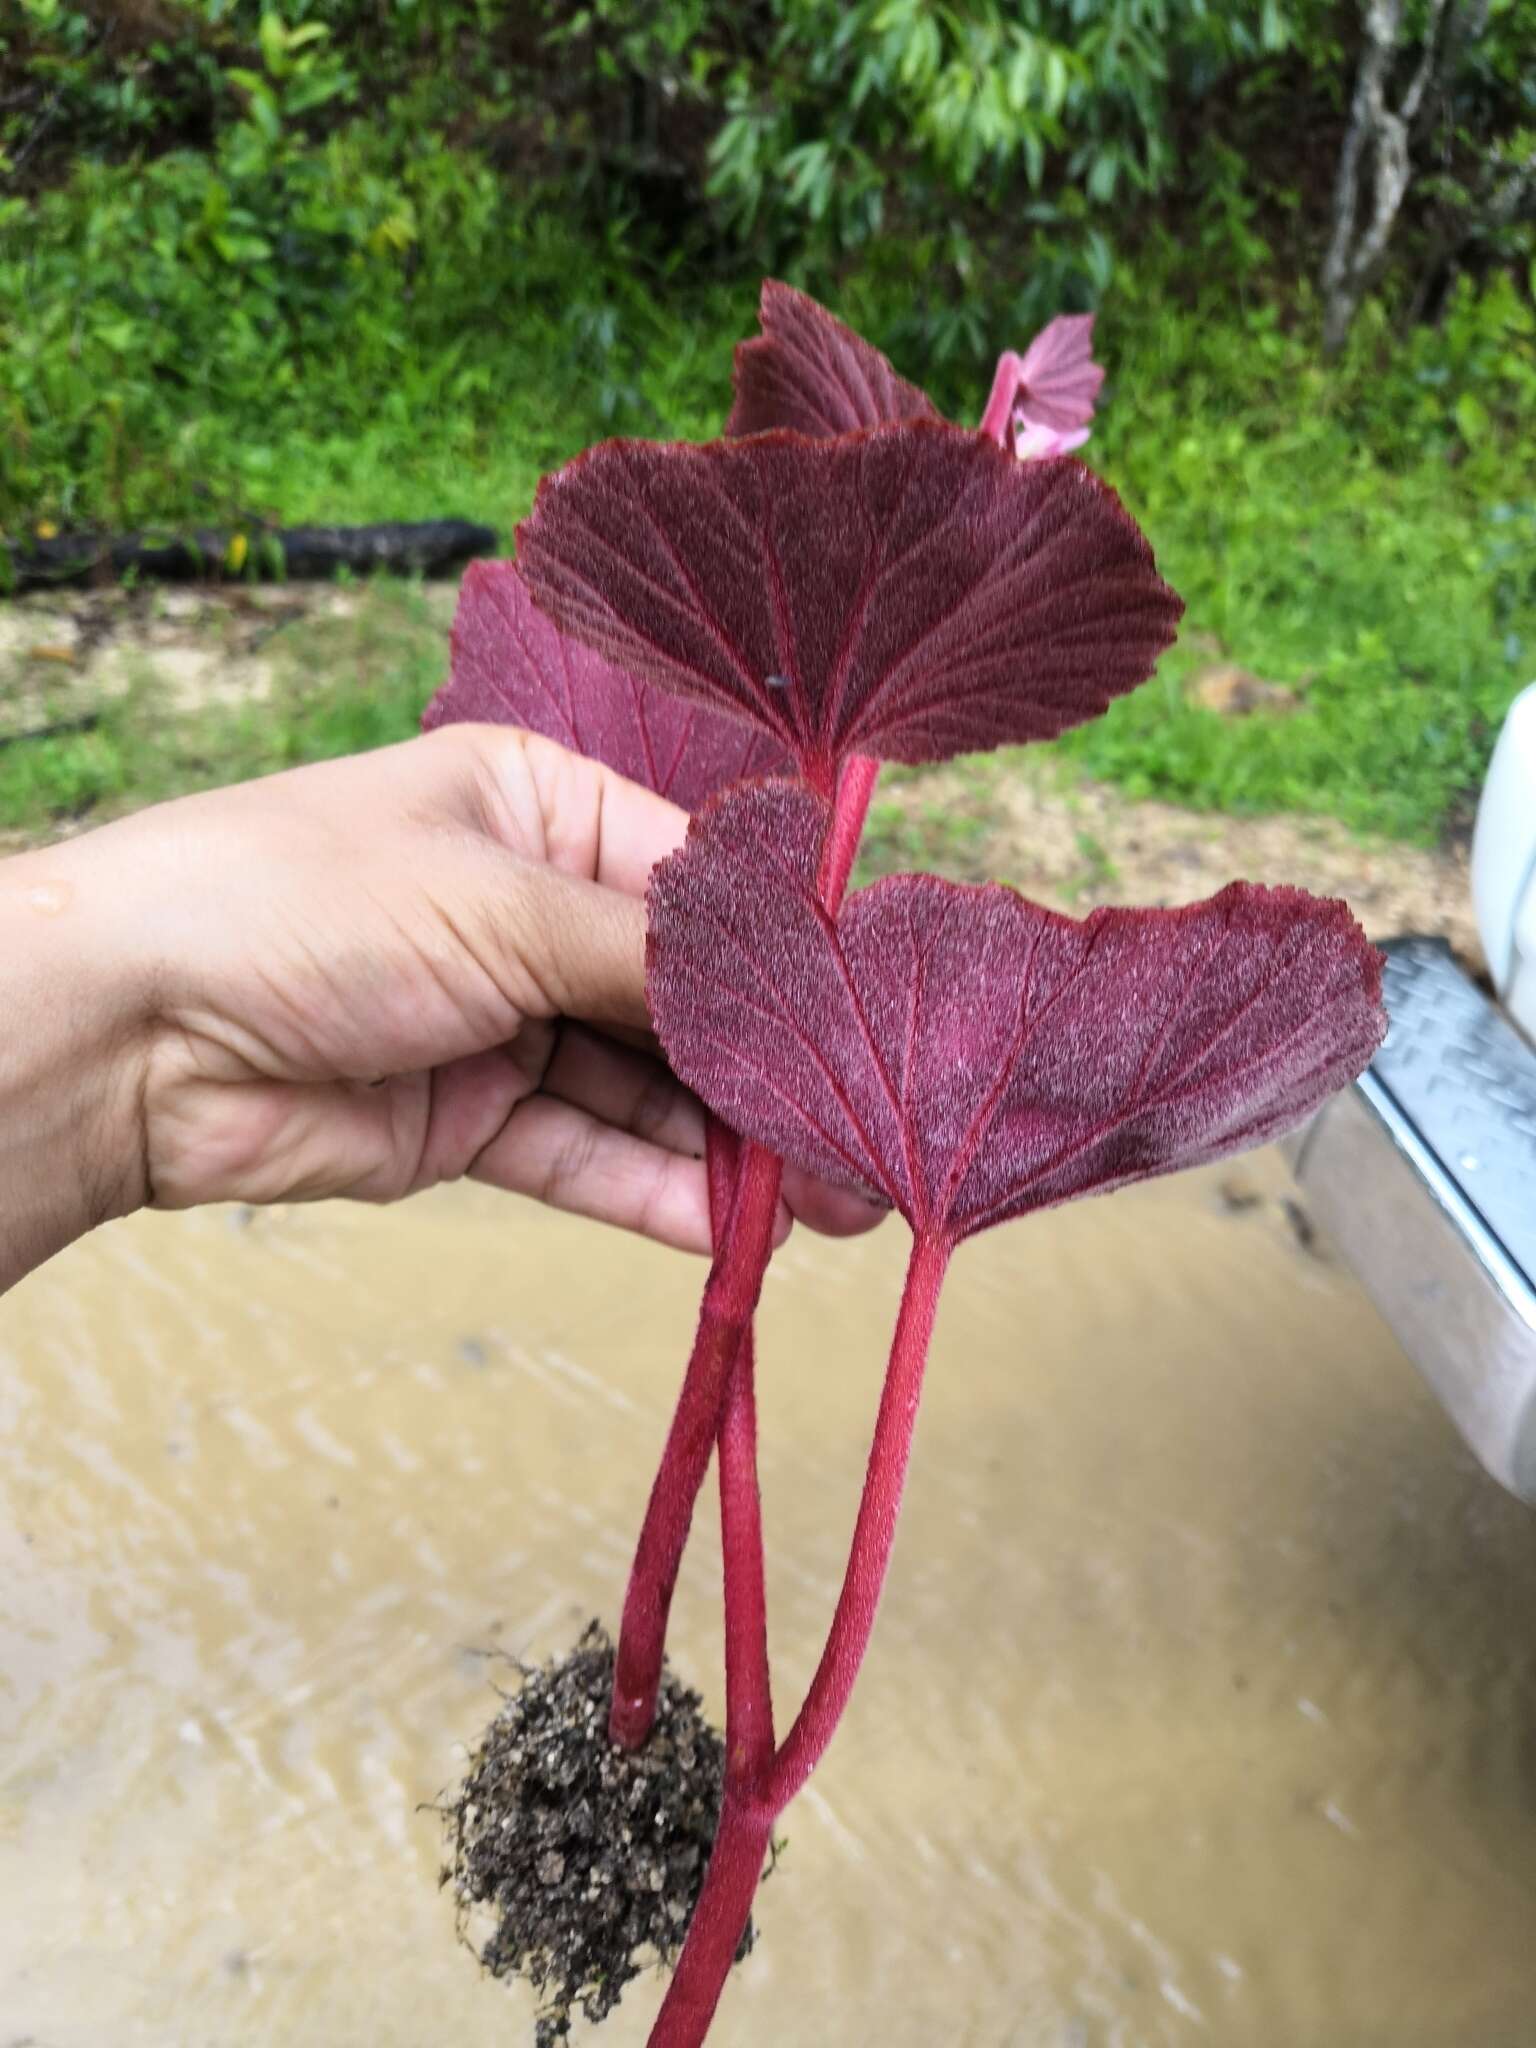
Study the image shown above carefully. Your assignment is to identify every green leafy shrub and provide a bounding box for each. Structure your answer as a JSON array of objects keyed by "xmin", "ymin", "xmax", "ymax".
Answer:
[
  {"xmin": 1055, "ymin": 267, "xmax": 1536, "ymax": 840},
  {"xmin": 2, "ymin": 0, "xmax": 1534, "ymax": 844},
  {"xmin": 699, "ymin": 1, "xmax": 1333, "ymax": 320}
]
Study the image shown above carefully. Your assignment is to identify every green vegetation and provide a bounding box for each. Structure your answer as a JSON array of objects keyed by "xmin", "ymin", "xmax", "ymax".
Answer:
[
  {"xmin": 0, "ymin": 584, "xmax": 448, "ymax": 833},
  {"xmin": 1068, "ymin": 271, "xmax": 1536, "ymax": 840},
  {"xmin": 2, "ymin": 1, "xmax": 1534, "ymax": 845}
]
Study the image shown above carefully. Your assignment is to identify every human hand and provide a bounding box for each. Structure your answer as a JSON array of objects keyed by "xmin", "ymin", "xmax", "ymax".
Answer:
[{"xmin": 0, "ymin": 728, "xmax": 882, "ymax": 1291}]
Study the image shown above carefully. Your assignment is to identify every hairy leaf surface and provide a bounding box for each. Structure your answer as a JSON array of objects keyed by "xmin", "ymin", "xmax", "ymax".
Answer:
[
  {"xmin": 423, "ymin": 560, "xmax": 786, "ymax": 808},
  {"xmin": 518, "ymin": 421, "xmax": 1182, "ymax": 791},
  {"xmin": 648, "ymin": 783, "xmax": 1385, "ymax": 1241},
  {"xmin": 724, "ymin": 280, "xmax": 940, "ymax": 439}
]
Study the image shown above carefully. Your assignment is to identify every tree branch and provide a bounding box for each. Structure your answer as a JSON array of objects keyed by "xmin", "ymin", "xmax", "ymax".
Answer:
[{"xmin": 1319, "ymin": 0, "xmax": 1479, "ymax": 354}]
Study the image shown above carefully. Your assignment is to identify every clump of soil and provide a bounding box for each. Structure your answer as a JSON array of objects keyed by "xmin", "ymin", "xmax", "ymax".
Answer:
[{"xmin": 443, "ymin": 1622, "xmax": 747, "ymax": 2044}]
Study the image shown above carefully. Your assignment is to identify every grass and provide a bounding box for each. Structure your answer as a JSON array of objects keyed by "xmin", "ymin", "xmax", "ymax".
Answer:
[
  {"xmin": 853, "ymin": 754, "xmax": 1008, "ymax": 887},
  {"xmin": 3, "ymin": 164, "xmax": 1534, "ymax": 846},
  {"xmin": 1057, "ymin": 319, "xmax": 1536, "ymax": 843},
  {"xmin": 0, "ymin": 583, "xmax": 446, "ymax": 835}
]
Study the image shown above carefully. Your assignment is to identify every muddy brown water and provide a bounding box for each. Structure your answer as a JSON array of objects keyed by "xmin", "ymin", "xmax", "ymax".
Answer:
[{"xmin": 2, "ymin": 1152, "xmax": 1533, "ymax": 2047}]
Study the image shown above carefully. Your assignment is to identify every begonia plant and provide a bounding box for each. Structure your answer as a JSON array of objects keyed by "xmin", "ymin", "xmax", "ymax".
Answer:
[{"xmin": 428, "ymin": 282, "xmax": 1385, "ymax": 2047}]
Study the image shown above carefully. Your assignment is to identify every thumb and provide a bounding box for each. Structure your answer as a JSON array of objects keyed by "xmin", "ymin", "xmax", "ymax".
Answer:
[{"xmin": 507, "ymin": 858, "xmax": 653, "ymax": 1032}]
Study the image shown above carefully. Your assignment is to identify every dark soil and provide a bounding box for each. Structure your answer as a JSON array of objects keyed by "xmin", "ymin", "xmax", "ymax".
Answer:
[{"xmin": 443, "ymin": 1622, "xmax": 748, "ymax": 2044}]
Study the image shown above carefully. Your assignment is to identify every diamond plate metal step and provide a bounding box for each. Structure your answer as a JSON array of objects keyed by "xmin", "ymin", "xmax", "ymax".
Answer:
[
  {"xmin": 1285, "ymin": 936, "xmax": 1536, "ymax": 1504},
  {"xmin": 1373, "ymin": 937, "xmax": 1536, "ymax": 1284}
]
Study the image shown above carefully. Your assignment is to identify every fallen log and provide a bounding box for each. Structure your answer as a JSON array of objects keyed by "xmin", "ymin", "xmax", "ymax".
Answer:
[
  {"xmin": 0, "ymin": 711, "xmax": 99, "ymax": 753},
  {"xmin": 3, "ymin": 519, "xmax": 499, "ymax": 594}
]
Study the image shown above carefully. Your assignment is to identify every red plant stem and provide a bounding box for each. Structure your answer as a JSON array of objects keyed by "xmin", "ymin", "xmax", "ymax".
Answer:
[
  {"xmin": 719, "ymin": 1328, "xmax": 775, "ymax": 1780},
  {"xmin": 822, "ymin": 752, "xmax": 880, "ymax": 908},
  {"xmin": 647, "ymin": 1230, "xmax": 953, "ymax": 2048},
  {"xmin": 646, "ymin": 1337, "xmax": 777, "ymax": 2046},
  {"xmin": 608, "ymin": 1130, "xmax": 783, "ymax": 1749},
  {"xmin": 608, "ymin": 755, "xmax": 882, "ymax": 1750},
  {"xmin": 649, "ymin": 1788, "xmax": 775, "ymax": 2048},
  {"xmin": 765, "ymin": 1229, "xmax": 950, "ymax": 1807}
]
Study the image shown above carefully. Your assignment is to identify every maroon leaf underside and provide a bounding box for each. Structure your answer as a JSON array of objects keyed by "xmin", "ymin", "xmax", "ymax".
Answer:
[
  {"xmin": 517, "ymin": 421, "xmax": 1184, "ymax": 792},
  {"xmin": 647, "ymin": 782, "xmax": 1387, "ymax": 1243},
  {"xmin": 1014, "ymin": 314, "xmax": 1105, "ymax": 434},
  {"xmin": 422, "ymin": 559, "xmax": 787, "ymax": 809},
  {"xmin": 724, "ymin": 279, "xmax": 940, "ymax": 440}
]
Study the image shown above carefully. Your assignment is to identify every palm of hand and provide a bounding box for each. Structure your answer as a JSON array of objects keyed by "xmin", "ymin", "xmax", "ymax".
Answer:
[{"xmin": 130, "ymin": 730, "xmax": 707, "ymax": 1242}]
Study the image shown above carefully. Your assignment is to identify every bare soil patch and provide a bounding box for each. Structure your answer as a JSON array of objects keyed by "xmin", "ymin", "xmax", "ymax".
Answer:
[
  {"xmin": 865, "ymin": 760, "xmax": 1480, "ymax": 970},
  {"xmin": 0, "ymin": 581, "xmax": 457, "ymax": 738}
]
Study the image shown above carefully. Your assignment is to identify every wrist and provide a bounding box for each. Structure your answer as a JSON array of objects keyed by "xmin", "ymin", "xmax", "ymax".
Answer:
[{"xmin": 0, "ymin": 835, "xmax": 150, "ymax": 1291}]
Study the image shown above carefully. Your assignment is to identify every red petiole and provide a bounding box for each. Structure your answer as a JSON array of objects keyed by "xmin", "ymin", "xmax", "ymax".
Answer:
[
  {"xmin": 621, "ymin": 769, "xmax": 954, "ymax": 2048},
  {"xmin": 607, "ymin": 1128, "xmax": 782, "ymax": 1748},
  {"xmin": 649, "ymin": 1229, "xmax": 954, "ymax": 2046},
  {"xmin": 608, "ymin": 755, "xmax": 880, "ymax": 1752}
]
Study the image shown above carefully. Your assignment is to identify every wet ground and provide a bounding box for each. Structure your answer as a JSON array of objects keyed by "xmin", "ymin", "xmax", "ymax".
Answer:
[{"xmin": 2, "ymin": 1150, "xmax": 1532, "ymax": 2046}]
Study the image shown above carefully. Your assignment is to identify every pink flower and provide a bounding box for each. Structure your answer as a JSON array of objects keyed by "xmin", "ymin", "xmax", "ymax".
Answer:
[
  {"xmin": 1010, "ymin": 418, "xmax": 1092, "ymax": 461},
  {"xmin": 978, "ymin": 313, "xmax": 1105, "ymax": 460}
]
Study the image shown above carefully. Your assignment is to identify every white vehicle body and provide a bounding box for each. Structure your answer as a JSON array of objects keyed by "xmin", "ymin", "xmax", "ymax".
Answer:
[{"xmin": 1472, "ymin": 683, "xmax": 1536, "ymax": 1040}]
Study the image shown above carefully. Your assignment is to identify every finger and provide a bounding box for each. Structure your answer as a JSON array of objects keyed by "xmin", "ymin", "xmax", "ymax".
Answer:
[
  {"xmin": 470, "ymin": 1092, "xmax": 716, "ymax": 1252},
  {"xmin": 508, "ymin": 861, "xmax": 653, "ymax": 1031},
  {"xmin": 524, "ymin": 731, "xmax": 691, "ymax": 896},
  {"xmin": 601, "ymin": 1019, "xmax": 666, "ymax": 1057},
  {"xmin": 542, "ymin": 1035, "xmax": 885, "ymax": 1246},
  {"xmin": 542, "ymin": 1024, "xmax": 706, "ymax": 1158},
  {"xmin": 396, "ymin": 825, "xmax": 654, "ymax": 1041},
  {"xmin": 781, "ymin": 1163, "xmax": 893, "ymax": 1239}
]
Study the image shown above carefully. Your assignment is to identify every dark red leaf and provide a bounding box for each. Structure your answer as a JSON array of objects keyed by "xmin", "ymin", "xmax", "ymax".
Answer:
[
  {"xmin": 517, "ymin": 421, "xmax": 1183, "ymax": 794},
  {"xmin": 724, "ymin": 280, "xmax": 939, "ymax": 440},
  {"xmin": 648, "ymin": 782, "xmax": 1386, "ymax": 1243},
  {"xmin": 422, "ymin": 559, "xmax": 787, "ymax": 809},
  {"xmin": 735, "ymin": 285, "xmax": 1103, "ymax": 458}
]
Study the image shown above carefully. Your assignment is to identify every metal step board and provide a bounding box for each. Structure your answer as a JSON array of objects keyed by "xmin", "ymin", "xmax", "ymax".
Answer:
[
  {"xmin": 1374, "ymin": 937, "xmax": 1536, "ymax": 1281},
  {"xmin": 1285, "ymin": 936, "xmax": 1536, "ymax": 1503}
]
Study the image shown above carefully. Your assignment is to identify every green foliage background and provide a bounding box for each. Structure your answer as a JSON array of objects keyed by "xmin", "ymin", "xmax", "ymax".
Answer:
[{"xmin": 2, "ymin": 0, "xmax": 1534, "ymax": 841}]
